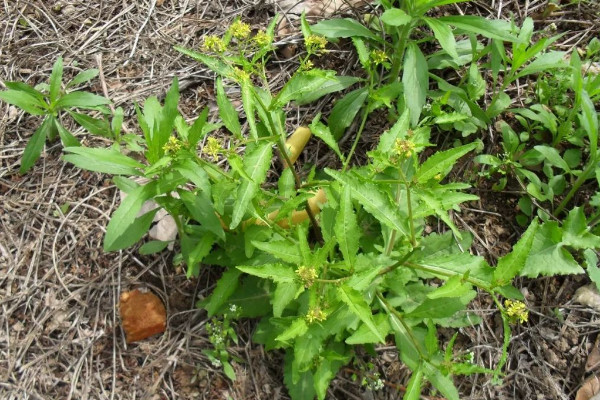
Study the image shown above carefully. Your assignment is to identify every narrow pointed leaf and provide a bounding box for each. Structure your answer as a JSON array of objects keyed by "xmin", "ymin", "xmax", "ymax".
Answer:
[
  {"xmin": 230, "ymin": 141, "xmax": 272, "ymax": 228},
  {"xmin": 338, "ymin": 284, "xmax": 385, "ymax": 343}
]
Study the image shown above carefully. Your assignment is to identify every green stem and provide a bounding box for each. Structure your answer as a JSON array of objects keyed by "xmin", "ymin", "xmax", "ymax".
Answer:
[
  {"xmin": 389, "ymin": 24, "xmax": 411, "ymax": 82},
  {"xmin": 377, "ymin": 291, "xmax": 429, "ymax": 360},
  {"xmin": 252, "ymin": 90, "xmax": 322, "ymax": 241},
  {"xmin": 554, "ymin": 157, "xmax": 598, "ymax": 216},
  {"xmin": 342, "ymin": 74, "xmax": 375, "ymax": 172},
  {"xmin": 398, "ymin": 168, "xmax": 416, "ymax": 247},
  {"xmin": 490, "ymin": 293, "xmax": 511, "ymax": 381}
]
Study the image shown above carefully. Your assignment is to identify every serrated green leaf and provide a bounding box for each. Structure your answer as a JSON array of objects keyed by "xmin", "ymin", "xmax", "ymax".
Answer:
[
  {"xmin": 405, "ymin": 297, "xmax": 466, "ymax": 319},
  {"xmin": 216, "ymin": 77, "xmax": 242, "ymax": 138},
  {"xmin": 188, "ymin": 107, "xmax": 209, "ymax": 148},
  {"xmin": 311, "ymin": 18, "xmax": 381, "ymax": 41},
  {"xmin": 493, "ymin": 219, "xmax": 538, "ymax": 286},
  {"xmin": 105, "ymin": 208, "xmax": 159, "ymax": 252},
  {"xmin": 240, "ymin": 80, "xmax": 258, "ymax": 139},
  {"xmin": 520, "ymin": 221, "xmax": 585, "ymax": 277},
  {"xmin": 104, "ymin": 181, "xmax": 158, "ymax": 251},
  {"xmin": 63, "ymin": 146, "xmax": 144, "ymax": 175},
  {"xmin": 424, "ymin": 18, "xmax": 458, "ymax": 60},
  {"xmin": 437, "ymin": 15, "xmax": 517, "ymax": 42},
  {"xmin": 174, "ymin": 46, "xmax": 234, "ymax": 76},
  {"xmin": 338, "ymin": 284, "xmax": 385, "ymax": 343},
  {"xmin": 326, "ymin": 169, "xmax": 408, "ymax": 236},
  {"xmin": 563, "ymin": 207, "xmax": 600, "ymax": 249},
  {"xmin": 0, "ymin": 89, "xmax": 47, "ymax": 115},
  {"xmin": 273, "ymin": 281, "xmax": 302, "ymax": 317},
  {"xmin": 416, "ymin": 142, "xmax": 477, "ymax": 183},
  {"xmin": 423, "ymin": 361, "xmax": 459, "ymax": 400},
  {"xmin": 427, "ymin": 275, "xmax": 473, "ymax": 299},
  {"xmin": 403, "ymin": 42, "xmax": 428, "ymax": 126},
  {"xmin": 272, "ymin": 70, "xmax": 337, "ymax": 108},
  {"xmin": 403, "ymin": 366, "xmax": 424, "ymax": 400},
  {"xmin": 377, "ymin": 109, "xmax": 410, "ymax": 153},
  {"xmin": 585, "ymin": 249, "xmax": 600, "ymax": 291},
  {"xmin": 334, "ymin": 185, "xmax": 359, "ymax": 269},
  {"xmin": 533, "ymin": 145, "xmax": 570, "ymax": 172},
  {"xmin": 204, "ymin": 268, "xmax": 241, "ymax": 317},
  {"xmin": 230, "ymin": 141, "xmax": 272, "ymax": 229},
  {"xmin": 237, "ymin": 263, "xmax": 297, "ymax": 283},
  {"xmin": 308, "ymin": 117, "xmax": 343, "ymax": 160},
  {"xmin": 54, "ymin": 91, "xmax": 110, "ymax": 109},
  {"xmin": 276, "ymin": 318, "xmax": 308, "ymax": 342},
  {"xmin": 516, "ymin": 51, "xmax": 567, "ymax": 79},
  {"xmin": 346, "ymin": 313, "xmax": 390, "ymax": 344},
  {"xmin": 179, "ymin": 190, "xmax": 225, "ymax": 240},
  {"xmin": 69, "ymin": 111, "xmax": 111, "ymax": 136},
  {"xmin": 581, "ymin": 90, "xmax": 598, "ymax": 158},
  {"xmin": 252, "ymin": 240, "xmax": 303, "ymax": 265},
  {"xmin": 329, "ymin": 87, "xmax": 368, "ymax": 139},
  {"xmin": 19, "ymin": 115, "xmax": 53, "ymax": 174}
]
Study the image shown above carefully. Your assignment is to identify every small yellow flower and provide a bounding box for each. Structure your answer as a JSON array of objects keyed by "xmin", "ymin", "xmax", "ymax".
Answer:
[
  {"xmin": 305, "ymin": 35, "xmax": 328, "ymax": 55},
  {"xmin": 504, "ymin": 300, "xmax": 528, "ymax": 324},
  {"xmin": 231, "ymin": 67, "xmax": 250, "ymax": 83},
  {"xmin": 296, "ymin": 266, "xmax": 318, "ymax": 288},
  {"xmin": 300, "ymin": 59, "xmax": 314, "ymax": 71},
  {"xmin": 370, "ymin": 49, "xmax": 388, "ymax": 65},
  {"xmin": 253, "ymin": 30, "xmax": 272, "ymax": 48},
  {"xmin": 202, "ymin": 35, "xmax": 226, "ymax": 53},
  {"xmin": 306, "ymin": 307, "xmax": 327, "ymax": 323},
  {"xmin": 203, "ymin": 137, "xmax": 223, "ymax": 161},
  {"xmin": 393, "ymin": 138, "xmax": 415, "ymax": 159},
  {"xmin": 163, "ymin": 136, "xmax": 182, "ymax": 154},
  {"xmin": 230, "ymin": 20, "xmax": 251, "ymax": 40}
]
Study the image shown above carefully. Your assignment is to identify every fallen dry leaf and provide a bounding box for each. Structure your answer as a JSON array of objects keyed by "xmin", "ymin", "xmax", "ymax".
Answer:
[
  {"xmin": 120, "ymin": 288, "xmax": 166, "ymax": 343},
  {"xmin": 587, "ymin": 336, "xmax": 600, "ymax": 372},
  {"xmin": 576, "ymin": 375, "xmax": 600, "ymax": 400}
]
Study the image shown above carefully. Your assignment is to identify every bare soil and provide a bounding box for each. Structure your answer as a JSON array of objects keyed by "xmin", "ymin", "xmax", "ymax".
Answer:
[{"xmin": 1, "ymin": 1, "xmax": 599, "ymax": 399}]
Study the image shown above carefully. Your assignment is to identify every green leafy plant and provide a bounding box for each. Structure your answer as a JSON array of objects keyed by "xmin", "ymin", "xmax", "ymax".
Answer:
[
  {"xmin": 3, "ymin": 9, "xmax": 599, "ymax": 400},
  {"xmin": 0, "ymin": 57, "xmax": 112, "ymax": 173}
]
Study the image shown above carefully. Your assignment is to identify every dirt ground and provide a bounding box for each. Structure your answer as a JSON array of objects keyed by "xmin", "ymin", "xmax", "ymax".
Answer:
[{"xmin": 1, "ymin": 0, "xmax": 599, "ymax": 399}]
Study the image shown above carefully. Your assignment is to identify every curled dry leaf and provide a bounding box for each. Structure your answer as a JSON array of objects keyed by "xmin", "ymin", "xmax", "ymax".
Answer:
[{"xmin": 120, "ymin": 288, "xmax": 166, "ymax": 343}]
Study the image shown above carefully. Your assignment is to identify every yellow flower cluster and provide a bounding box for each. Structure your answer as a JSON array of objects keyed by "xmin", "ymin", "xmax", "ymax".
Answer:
[
  {"xmin": 202, "ymin": 35, "xmax": 226, "ymax": 53},
  {"xmin": 305, "ymin": 35, "xmax": 328, "ymax": 55},
  {"xmin": 253, "ymin": 30, "xmax": 272, "ymax": 48},
  {"xmin": 504, "ymin": 300, "xmax": 528, "ymax": 324},
  {"xmin": 393, "ymin": 138, "xmax": 415, "ymax": 158},
  {"xmin": 232, "ymin": 67, "xmax": 250, "ymax": 83},
  {"xmin": 203, "ymin": 137, "xmax": 223, "ymax": 161},
  {"xmin": 306, "ymin": 307, "xmax": 327, "ymax": 323},
  {"xmin": 230, "ymin": 20, "xmax": 251, "ymax": 39},
  {"xmin": 163, "ymin": 136, "xmax": 182, "ymax": 154},
  {"xmin": 296, "ymin": 265, "xmax": 318, "ymax": 288},
  {"xmin": 370, "ymin": 49, "xmax": 388, "ymax": 65}
]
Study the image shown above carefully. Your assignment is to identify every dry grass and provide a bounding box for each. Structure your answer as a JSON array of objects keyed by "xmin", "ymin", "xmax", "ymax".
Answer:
[{"xmin": 1, "ymin": 0, "xmax": 600, "ymax": 399}]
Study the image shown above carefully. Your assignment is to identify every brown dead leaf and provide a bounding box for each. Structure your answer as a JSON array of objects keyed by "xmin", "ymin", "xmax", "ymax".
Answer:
[
  {"xmin": 587, "ymin": 336, "xmax": 600, "ymax": 372},
  {"xmin": 576, "ymin": 375, "xmax": 600, "ymax": 400},
  {"xmin": 156, "ymin": 0, "xmax": 165, "ymax": 6},
  {"xmin": 120, "ymin": 288, "xmax": 166, "ymax": 343}
]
